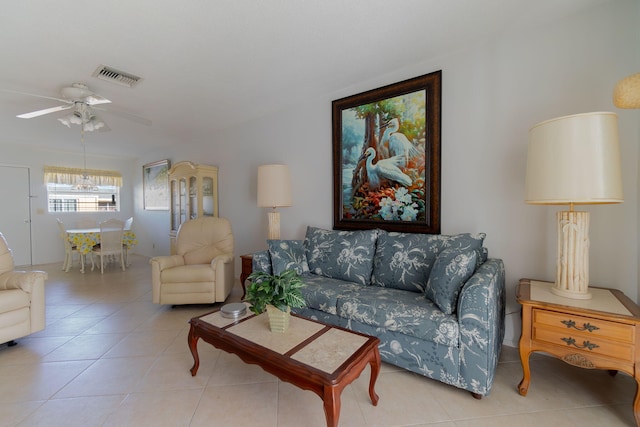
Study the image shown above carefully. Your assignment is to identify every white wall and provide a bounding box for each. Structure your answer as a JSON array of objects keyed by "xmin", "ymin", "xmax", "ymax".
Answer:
[
  {"xmin": 134, "ymin": 1, "xmax": 639, "ymax": 347},
  {"xmin": 1, "ymin": 1, "xmax": 637, "ymax": 348}
]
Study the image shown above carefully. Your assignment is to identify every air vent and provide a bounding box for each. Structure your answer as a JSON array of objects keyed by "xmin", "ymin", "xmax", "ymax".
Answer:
[{"xmin": 92, "ymin": 65, "xmax": 142, "ymax": 88}]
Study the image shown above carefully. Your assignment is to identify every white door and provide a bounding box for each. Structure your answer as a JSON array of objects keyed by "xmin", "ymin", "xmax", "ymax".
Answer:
[{"xmin": 0, "ymin": 166, "xmax": 32, "ymax": 266}]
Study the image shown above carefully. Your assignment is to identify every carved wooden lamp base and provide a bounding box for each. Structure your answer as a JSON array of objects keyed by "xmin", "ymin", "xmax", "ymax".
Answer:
[
  {"xmin": 267, "ymin": 210, "xmax": 281, "ymax": 240},
  {"xmin": 552, "ymin": 209, "xmax": 592, "ymax": 300}
]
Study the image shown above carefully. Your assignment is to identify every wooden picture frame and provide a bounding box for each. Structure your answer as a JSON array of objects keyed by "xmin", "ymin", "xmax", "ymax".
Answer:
[
  {"xmin": 332, "ymin": 71, "xmax": 441, "ymax": 233},
  {"xmin": 143, "ymin": 159, "xmax": 170, "ymax": 210}
]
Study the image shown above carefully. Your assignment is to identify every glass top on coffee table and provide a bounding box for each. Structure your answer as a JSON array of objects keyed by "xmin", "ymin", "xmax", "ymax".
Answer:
[{"xmin": 199, "ymin": 307, "xmax": 369, "ymax": 374}]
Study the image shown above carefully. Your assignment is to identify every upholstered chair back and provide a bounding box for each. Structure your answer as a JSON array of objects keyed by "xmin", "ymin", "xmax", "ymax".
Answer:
[
  {"xmin": 176, "ymin": 217, "xmax": 234, "ymax": 265},
  {"xmin": 0, "ymin": 233, "xmax": 15, "ymax": 275}
]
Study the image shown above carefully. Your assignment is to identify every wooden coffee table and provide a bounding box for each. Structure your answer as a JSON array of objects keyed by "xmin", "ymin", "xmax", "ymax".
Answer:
[{"xmin": 188, "ymin": 306, "xmax": 381, "ymax": 427}]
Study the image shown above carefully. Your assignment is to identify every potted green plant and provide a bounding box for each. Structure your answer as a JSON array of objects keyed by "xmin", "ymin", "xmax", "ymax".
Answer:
[{"xmin": 245, "ymin": 269, "xmax": 305, "ymax": 332}]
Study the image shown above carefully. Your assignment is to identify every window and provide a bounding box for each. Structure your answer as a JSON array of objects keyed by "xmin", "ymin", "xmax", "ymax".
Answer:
[{"xmin": 44, "ymin": 166, "xmax": 122, "ymax": 213}]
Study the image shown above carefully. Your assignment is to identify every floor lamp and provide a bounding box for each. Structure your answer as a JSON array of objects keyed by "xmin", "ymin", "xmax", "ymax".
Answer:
[
  {"xmin": 257, "ymin": 164, "xmax": 292, "ymax": 240},
  {"xmin": 525, "ymin": 112, "xmax": 623, "ymax": 300}
]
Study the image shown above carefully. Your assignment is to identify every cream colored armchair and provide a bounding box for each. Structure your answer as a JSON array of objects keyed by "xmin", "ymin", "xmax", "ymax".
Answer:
[
  {"xmin": 0, "ymin": 232, "xmax": 47, "ymax": 345},
  {"xmin": 150, "ymin": 217, "xmax": 235, "ymax": 305}
]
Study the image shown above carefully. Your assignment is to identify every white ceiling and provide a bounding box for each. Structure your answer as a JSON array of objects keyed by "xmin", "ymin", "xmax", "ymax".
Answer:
[{"xmin": 0, "ymin": 0, "xmax": 610, "ymax": 158}]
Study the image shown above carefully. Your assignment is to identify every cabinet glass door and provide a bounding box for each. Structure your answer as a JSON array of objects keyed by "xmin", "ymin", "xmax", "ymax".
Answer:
[
  {"xmin": 189, "ymin": 176, "xmax": 198, "ymax": 219},
  {"xmin": 202, "ymin": 176, "xmax": 214, "ymax": 216},
  {"xmin": 171, "ymin": 180, "xmax": 179, "ymax": 232},
  {"xmin": 179, "ymin": 178, "xmax": 187, "ymax": 226}
]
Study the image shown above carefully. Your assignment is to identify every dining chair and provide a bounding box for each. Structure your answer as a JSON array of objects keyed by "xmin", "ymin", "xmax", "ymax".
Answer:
[
  {"xmin": 56, "ymin": 218, "xmax": 81, "ymax": 272},
  {"xmin": 92, "ymin": 219, "xmax": 125, "ymax": 274},
  {"xmin": 124, "ymin": 217, "xmax": 133, "ymax": 231},
  {"xmin": 123, "ymin": 217, "xmax": 133, "ymax": 265}
]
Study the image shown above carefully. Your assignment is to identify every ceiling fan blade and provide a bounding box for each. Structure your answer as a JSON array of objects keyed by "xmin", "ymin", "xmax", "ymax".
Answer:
[
  {"xmin": 94, "ymin": 106, "xmax": 151, "ymax": 126},
  {"xmin": 17, "ymin": 104, "xmax": 73, "ymax": 119},
  {"xmin": 2, "ymin": 88, "xmax": 72, "ymax": 105},
  {"xmin": 4, "ymin": 85, "xmax": 110, "ymax": 106},
  {"xmin": 59, "ymin": 84, "xmax": 110, "ymax": 105},
  {"xmin": 84, "ymin": 94, "xmax": 111, "ymax": 106}
]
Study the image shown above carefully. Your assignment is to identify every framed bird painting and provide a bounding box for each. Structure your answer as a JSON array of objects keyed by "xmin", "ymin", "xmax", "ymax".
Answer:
[{"xmin": 332, "ymin": 70, "xmax": 441, "ymax": 233}]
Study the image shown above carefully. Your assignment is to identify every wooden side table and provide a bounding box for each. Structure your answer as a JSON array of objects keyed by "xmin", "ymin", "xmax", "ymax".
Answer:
[
  {"xmin": 239, "ymin": 254, "xmax": 253, "ymax": 299},
  {"xmin": 517, "ymin": 278, "xmax": 640, "ymax": 426}
]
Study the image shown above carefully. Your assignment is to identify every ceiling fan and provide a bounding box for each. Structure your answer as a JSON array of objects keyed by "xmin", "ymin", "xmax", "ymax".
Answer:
[{"xmin": 5, "ymin": 83, "xmax": 151, "ymax": 131}]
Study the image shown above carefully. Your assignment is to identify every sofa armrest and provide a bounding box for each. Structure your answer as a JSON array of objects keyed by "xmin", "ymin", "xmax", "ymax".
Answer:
[
  {"xmin": 149, "ymin": 255, "xmax": 185, "ymax": 304},
  {"xmin": 0, "ymin": 270, "xmax": 47, "ymax": 333},
  {"xmin": 251, "ymin": 250, "xmax": 272, "ymax": 275},
  {"xmin": 212, "ymin": 252, "xmax": 235, "ymax": 301},
  {"xmin": 456, "ymin": 258, "xmax": 506, "ymax": 396},
  {"xmin": 149, "ymin": 255, "xmax": 185, "ymax": 271},
  {"xmin": 0, "ymin": 270, "xmax": 48, "ymax": 293},
  {"xmin": 210, "ymin": 252, "xmax": 233, "ymax": 269}
]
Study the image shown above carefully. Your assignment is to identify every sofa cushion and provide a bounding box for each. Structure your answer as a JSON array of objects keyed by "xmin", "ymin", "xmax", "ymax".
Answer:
[
  {"xmin": 304, "ymin": 226, "xmax": 378, "ymax": 285},
  {"xmin": 336, "ymin": 286, "xmax": 459, "ymax": 347},
  {"xmin": 371, "ymin": 230, "xmax": 447, "ymax": 293},
  {"xmin": 425, "ymin": 248, "xmax": 477, "ymax": 315},
  {"xmin": 299, "ymin": 273, "xmax": 363, "ymax": 315},
  {"xmin": 268, "ymin": 240, "xmax": 309, "ymax": 275}
]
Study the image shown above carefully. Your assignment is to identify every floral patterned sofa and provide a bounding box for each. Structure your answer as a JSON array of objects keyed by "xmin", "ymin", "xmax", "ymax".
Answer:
[{"xmin": 252, "ymin": 226, "xmax": 505, "ymax": 398}]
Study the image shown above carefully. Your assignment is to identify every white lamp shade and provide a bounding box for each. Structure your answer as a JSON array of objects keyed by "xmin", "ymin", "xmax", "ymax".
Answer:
[
  {"xmin": 257, "ymin": 164, "xmax": 292, "ymax": 208},
  {"xmin": 525, "ymin": 112, "xmax": 623, "ymax": 205}
]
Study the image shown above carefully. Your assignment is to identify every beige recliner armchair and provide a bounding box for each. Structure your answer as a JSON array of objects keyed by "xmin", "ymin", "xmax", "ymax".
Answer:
[
  {"xmin": 150, "ymin": 217, "xmax": 235, "ymax": 305},
  {"xmin": 0, "ymin": 232, "xmax": 47, "ymax": 345}
]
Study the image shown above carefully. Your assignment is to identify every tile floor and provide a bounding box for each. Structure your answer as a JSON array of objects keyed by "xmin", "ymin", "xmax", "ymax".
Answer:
[{"xmin": 0, "ymin": 255, "xmax": 637, "ymax": 426}]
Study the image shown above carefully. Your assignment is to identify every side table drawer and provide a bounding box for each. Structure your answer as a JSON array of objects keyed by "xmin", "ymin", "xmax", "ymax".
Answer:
[
  {"xmin": 534, "ymin": 309, "xmax": 634, "ymax": 343},
  {"xmin": 534, "ymin": 325, "xmax": 634, "ymax": 362}
]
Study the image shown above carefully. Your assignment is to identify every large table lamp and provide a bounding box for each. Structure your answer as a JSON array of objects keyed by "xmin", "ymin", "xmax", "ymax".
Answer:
[
  {"xmin": 525, "ymin": 112, "xmax": 623, "ymax": 299},
  {"xmin": 257, "ymin": 164, "xmax": 292, "ymax": 240}
]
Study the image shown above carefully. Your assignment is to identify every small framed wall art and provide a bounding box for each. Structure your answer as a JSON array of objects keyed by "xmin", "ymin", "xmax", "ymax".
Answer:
[{"xmin": 143, "ymin": 159, "xmax": 170, "ymax": 210}]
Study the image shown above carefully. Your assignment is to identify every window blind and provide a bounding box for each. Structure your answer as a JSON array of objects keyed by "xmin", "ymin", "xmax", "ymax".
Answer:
[{"xmin": 44, "ymin": 166, "xmax": 123, "ymax": 187}]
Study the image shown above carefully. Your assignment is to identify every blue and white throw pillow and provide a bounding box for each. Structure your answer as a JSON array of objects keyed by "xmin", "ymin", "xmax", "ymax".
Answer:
[
  {"xmin": 425, "ymin": 248, "xmax": 477, "ymax": 315},
  {"xmin": 445, "ymin": 233, "xmax": 486, "ymax": 264},
  {"xmin": 252, "ymin": 250, "xmax": 273, "ymax": 275},
  {"xmin": 268, "ymin": 240, "xmax": 309, "ymax": 275},
  {"xmin": 304, "ymin": 226, "xmax": 378, "ymax": 285},
  {"xmin": 371, "ymin": 230, "xmax": 447, "ymax": 293}
]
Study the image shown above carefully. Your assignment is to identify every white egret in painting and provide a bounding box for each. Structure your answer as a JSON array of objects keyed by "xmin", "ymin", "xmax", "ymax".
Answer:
[
  {"xmin": 380, "ymin": 118, "xmax": 419, "ymax": 164},
  {"xmin": 359, "ymin": 147, "xmax": 412, "ymax": 189}
]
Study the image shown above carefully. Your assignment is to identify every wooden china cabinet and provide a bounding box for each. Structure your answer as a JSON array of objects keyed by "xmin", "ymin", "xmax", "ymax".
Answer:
[{"xmin": 169, "ymin": 161, "xmax": 218, "ymax": 254}]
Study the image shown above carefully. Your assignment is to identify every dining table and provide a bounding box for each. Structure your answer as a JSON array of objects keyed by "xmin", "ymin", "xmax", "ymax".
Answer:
[{"xmin": 66, "ymin": 228, "xmax": 138, "ymax": 273}]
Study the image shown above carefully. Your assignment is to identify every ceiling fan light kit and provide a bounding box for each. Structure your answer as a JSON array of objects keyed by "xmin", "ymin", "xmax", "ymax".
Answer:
[
  {"xmin": 58, "ymin": 103, "xmax": 106, "ymax": 132},
  {"xmin": 10, "ymin": 82, "xmax": 150, "ymax": 130}
]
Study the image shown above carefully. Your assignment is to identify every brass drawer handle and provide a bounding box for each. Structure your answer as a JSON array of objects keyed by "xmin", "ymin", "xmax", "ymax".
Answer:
[
  {"xmin": 561, "ymin": 320, "xmax": 599, "ymax": 332},
  {"xmin": 561, "ymin": 337, "xmax": 600, "ymax": 351}
]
